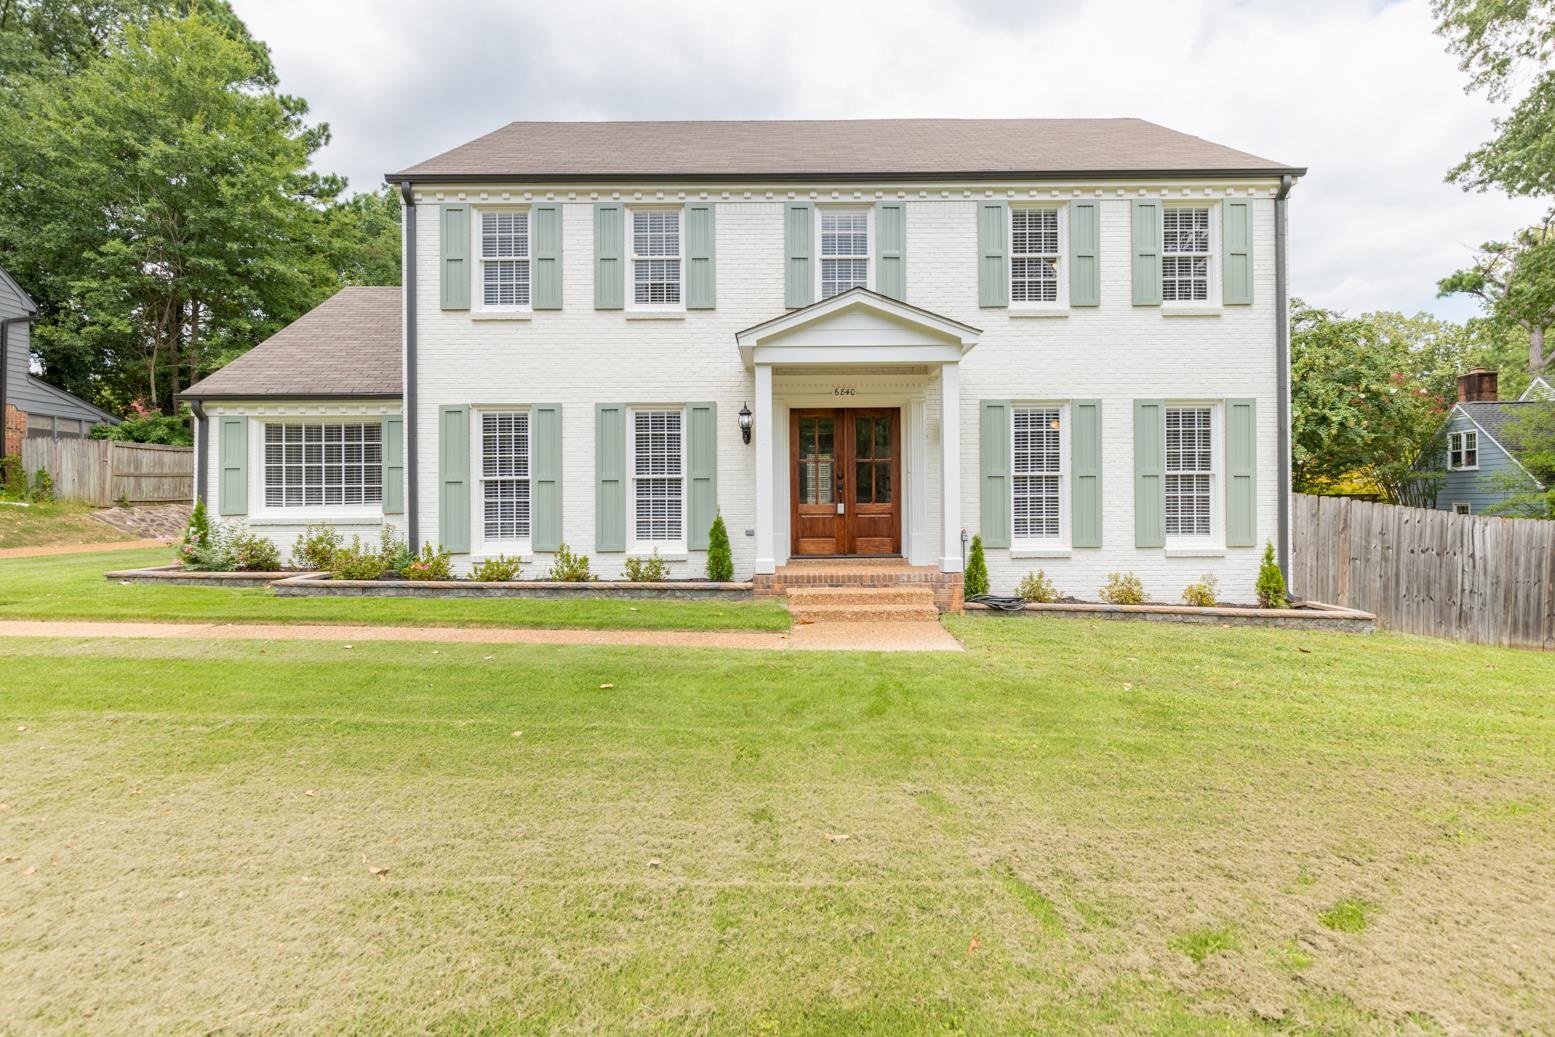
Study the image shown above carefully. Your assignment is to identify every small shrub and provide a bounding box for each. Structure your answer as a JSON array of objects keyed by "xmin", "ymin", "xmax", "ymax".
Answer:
[
  {"xmin": 115, "ymin": 492, "xmax": 130, "ymax": 509},
  {"xmin": 401, "ymin": 542, "xmax": 453, "ymax": 581},
  {"xmin": 1256, "ymin": 541, "xmax": 1289, "ymax": 609},
  {"xmin": 29, "ymin": 467, "xmax": 52, "ymax": 502},
  {"xmin": 705, "ymin": 513, "xmax": 734, "ymax": 581},
  {"xmin": 1181, "ymin": 573, "xmax": 1219, "ymax": 608},
  {"xmin": 376, "ymin": 525, "xmax": 412, "ymax": 572},
  {"xmin": 1098, "ymin": 572, "xmax": 1146, "ymax": 605},
  {"xmin": 964, "ymin": 534, "xmax": 989, "ymax": 596},
  {"xmin": 230, "ymin": 528, "xmax": 280, "ymax": 572},
  {"xmin": 1016, "ymin": 569, "xmax": 1060, "ymax": 603},
  {"xmin": 545, "ymin": 542, "xmax": 594, "ymax": 582},
  {"xmin": 292, "ymin": 523, "xmax": 343, "ymax": 571},
  {"xmin": 177, "ymin": 500, "xmax": 212, "ymax": 567},
  {"xmin": 624, "ymin": 550, "xmax": 672, "ymax": 582},
  {"xmin": 330, "ymin": 535, "xmax": 390, "ymax": 581},
  {"xmin": 183, "ymin": 520, "xmax": 237, "ymax": 572},
  {"xmin": 471, "ymin": 554, "xmax": 523, "ymax": 582},
  {"xmin": 1, "ymin": 456, "xmax": 27, "ymax": 500}
]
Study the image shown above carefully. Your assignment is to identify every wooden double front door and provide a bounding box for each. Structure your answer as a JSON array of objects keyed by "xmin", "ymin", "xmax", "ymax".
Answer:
[{"xmin": 790, "ymin": 408, "xmax": 901, "ymax": 556}]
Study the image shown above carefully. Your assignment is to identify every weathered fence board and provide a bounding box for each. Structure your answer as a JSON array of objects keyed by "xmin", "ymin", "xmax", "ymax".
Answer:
[
  {"xmin": 1293, "ymin": 493, "xmax": 1555, "ymax": 649},
  {"xmin": 19, "ymin": 439, "xmax": 192, "ymax": 507}
]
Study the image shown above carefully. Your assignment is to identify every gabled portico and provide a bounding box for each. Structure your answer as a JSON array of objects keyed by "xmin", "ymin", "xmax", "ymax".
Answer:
[{"xmin": 735, "ymin": 288, "xmax": 980, "ymax": 575}]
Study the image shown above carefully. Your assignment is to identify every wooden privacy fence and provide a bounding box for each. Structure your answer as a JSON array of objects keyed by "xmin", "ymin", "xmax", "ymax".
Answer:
[
  {"xmin": 19, "ymin": 438, "xmax": 192, "ymax": 507},
  {"xmin": 1293, "ymin": 493, "xmax": 1555, "ymax": 649}
]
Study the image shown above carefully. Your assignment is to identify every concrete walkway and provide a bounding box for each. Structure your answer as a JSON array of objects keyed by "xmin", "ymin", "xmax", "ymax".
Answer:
[
  {"xmin": 0, "ymin": 539, "xmax": 167, "ymax": 559},
  {"xmin": 0, "ymin": 618, "xmax": 962, "ymax": 652}
]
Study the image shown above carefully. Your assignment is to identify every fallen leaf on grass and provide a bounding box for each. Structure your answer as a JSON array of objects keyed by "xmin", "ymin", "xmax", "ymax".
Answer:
[
  {"xmin": 1298, "ymin": 647, "xmax": 1312, "ymax": 654},
  {"xmin": 511, "ymin": 731, "xmax": 523, "ymax": 738},
  {"xmin": 369, "ymin": 866, "xmax": 388, "ymax": 880},
  {"xmin": 3, "ymin": 855, "xmax": 16, "ymax": 863},
  {"xmin": 647, "ymin": 858, "xmax": 662, "ymax": 869},
  {"xmin": 1122, "ymin": 683, "xmax": 1133, "ymax": 691},
  {"xmin": 130, "ymin": 788, "xmax": 142, "ymax": 795},
  {"xmin": 23, "ymin": 866, "xmax": 36, "ymax": 876},
  {"xmin": 15, "ymin": 726, "xmax": 25, "ymax": 732},
  {"xmin": 304, "ymin": 790, "xmax": 316, "ymax": 797},
  {"xmin": 824, "ymin": 833, "xmax": 850, "ymax": 843},
  {"xmin": 599, "ymin": 683, "xmax": 614, "ymax": 690},
  {"xmin": 343, "ymin": 645, "xmax": 353, "ymax": 650},
  {"xmin": 967, "ymin": 936, "xmax": 981, "ymax": 955}
]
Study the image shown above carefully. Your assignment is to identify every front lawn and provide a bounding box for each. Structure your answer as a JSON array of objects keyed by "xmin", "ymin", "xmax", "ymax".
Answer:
[
  {"xmin": 0, "ymin": 500, "xmax": 135, "ymax": 550},
  {"xmin": 0, "ymin": 547, "xmax": 791, "ymax": 632},
  {"xmin": 2, "ymin": 619, "xmax": 1553, "ymax": 1032}
]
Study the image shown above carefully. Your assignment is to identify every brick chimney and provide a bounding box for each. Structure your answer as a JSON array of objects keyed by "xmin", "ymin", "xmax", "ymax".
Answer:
[{"xmin": 1458, "ymin": 368, "xmax": 1498, "ymax": 403}]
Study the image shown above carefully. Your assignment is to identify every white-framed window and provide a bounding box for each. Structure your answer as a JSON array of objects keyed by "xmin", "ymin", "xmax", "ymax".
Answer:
[
  {"xmin": 479, "ymin": 410, "xmax": 530, "ymax": 545},
  {"xmin": 262, "ymin": 421, "xmax": 382, "ymax": 509},
  {"xmin": 630, "ymin": 407, "xmax": 685, "ymax": 548},
  {"xmin": 1453, "ymin": 501, "xmax": 1472, "ymax": 515},
  {"xmin": 629, "ymin": 208, "xmax": 682, "ymax": 308},
  {"xmin": 1012, "ymin": 404, "xmax": 1067, "ymax": 544},
  {"xmin": 1164, "ymin": 405, "xmax": 1216, "ymax": 541},
  {"xmin": 476, "ymin": 209, "xmax": 530, "ymax": 310},
  {"xmin": 1010, "ymin": 206, "xmax": 1065, "ymax": 307},
  {"xmin": 818, "ymin": 207, "xmax": 870, "ymax": 299},
  {"xmin": 1162, "ymin": 206, "xmax": 1213, "ymax": 304},
  {"xmin": 1448, "ymin": 430, "xmax": 1479, "ymax": 470}
]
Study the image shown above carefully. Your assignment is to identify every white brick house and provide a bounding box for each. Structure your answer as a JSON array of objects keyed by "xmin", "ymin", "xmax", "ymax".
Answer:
[{"xmin": 183, "ymin": 118, "xmax": 1303, "ymax": 603}]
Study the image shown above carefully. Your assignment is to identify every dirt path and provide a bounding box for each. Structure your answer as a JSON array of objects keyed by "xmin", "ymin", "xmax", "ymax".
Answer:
[
  {"xmin": 0, "ymin": 618, "xmax": 962, "ymax": 652},
  {"xmin": 0, "ymin": 539, "xmax": 168, "ymax": 559}
]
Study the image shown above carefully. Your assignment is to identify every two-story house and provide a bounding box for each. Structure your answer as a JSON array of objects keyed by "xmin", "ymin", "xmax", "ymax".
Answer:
[
  {"xmin": 1437, "ymin": 369, "xmax": 1548, "ymax": 516},
  {"xmin": 182, "ymin": 118, "xmax": 1303, "ymax": 603}
]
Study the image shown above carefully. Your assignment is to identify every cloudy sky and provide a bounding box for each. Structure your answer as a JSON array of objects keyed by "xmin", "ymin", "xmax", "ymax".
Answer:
[{"xmin": 232, "ymin": 0, "xmax": 1546, "ymax": 320}]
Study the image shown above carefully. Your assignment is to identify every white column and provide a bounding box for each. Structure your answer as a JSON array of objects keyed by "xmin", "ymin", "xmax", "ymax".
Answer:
[
  {"xmin": 908, "ymin": 396, "xmax": 929, "ymax": 566},
  {"xmin": 939, "ymin": 363, "xmax": 963, "ymax": 572},
  {"xmin": 754, "ymin": 363, "xmax": 776, "ymax": 574}
]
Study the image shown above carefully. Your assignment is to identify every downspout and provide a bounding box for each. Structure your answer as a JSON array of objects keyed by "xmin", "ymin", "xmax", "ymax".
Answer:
[
  {"xmin": 400, "ymin": 180, "xmax": 419, "ymax": 550},
  {"xmin": 190, "ymin": 399, "xmax": 208, "ymax": 508},
  {"xmin": 1275, "ymin": 173, "xmax": 1295, "ymax": 588}
]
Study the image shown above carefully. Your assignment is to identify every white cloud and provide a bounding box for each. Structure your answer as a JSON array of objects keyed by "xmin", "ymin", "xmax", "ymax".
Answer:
[{"xmin": 233, "ymin": 0, "xmax": 1548, "ymax": 317}]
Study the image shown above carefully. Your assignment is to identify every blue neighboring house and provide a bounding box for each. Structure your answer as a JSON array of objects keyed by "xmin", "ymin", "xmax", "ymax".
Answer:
[{"xmin": 1436, "ymin": 370, "xmax": 1549, "ymax": 516}]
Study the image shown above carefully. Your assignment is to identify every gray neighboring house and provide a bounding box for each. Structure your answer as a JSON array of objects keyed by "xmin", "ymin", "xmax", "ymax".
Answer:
[
  {"xmin": 1436, "ymin": 369, "xmax": 1545, "ymax": 516},
  {"xmin": 1, "ymin": 264, "xmax": 119, "ymax": 456}
]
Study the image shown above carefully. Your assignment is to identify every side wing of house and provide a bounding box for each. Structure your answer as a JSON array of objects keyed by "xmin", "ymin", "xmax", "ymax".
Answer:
[
  {"xmin": 1438, "ymin": 408, "xmax": 1537, "ymax": 514},
  {"xmin": 2, "ymin": 270, "xmax": 117, "ymax": 448}
]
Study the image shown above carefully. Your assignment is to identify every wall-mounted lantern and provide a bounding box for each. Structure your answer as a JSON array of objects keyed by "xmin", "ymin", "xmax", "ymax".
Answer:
[{"xmin": 738, "ymin": 402, "xmax": 753, "ymax": 445}]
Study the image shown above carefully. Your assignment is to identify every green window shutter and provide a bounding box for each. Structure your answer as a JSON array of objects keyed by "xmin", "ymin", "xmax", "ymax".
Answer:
[
  {"xmin": 686, "ymin": 203, "xmax": 716, "ymax": 309},
  {"xmin": 1130, "ymin": 199, "xmax": 1162, "ymax": 306},
  {"xmin": 1071, "ymin": 400, "xmax": 1102, "ymax": 547},
  {"xmin": 979, "ymin": 400, "xmax": 1011, "ymax": 549},
  {"xmin": 1225, "ymin": 398, "xmax": 1257, "ymax": 547},
  {"xmin": 1222, "ymin": 199, "xmax": 1253, "ymax": 305},
  {"xmin": 217, "ymin": 416, "xmax": 246, "ymax": 515},
  {"xmin": 977, "ymin": 201, "xmax": 1008, "ymax": 308},
  {"xmin": 687, "ymin": 402, "xmax": 717, "ymax": 549},
  {"xmin": 595, "ymin": 404, "xmax": 626, "ymax": 552},
  {"xmin": 784, "ymin": 202, "xmax": 813, "ymax": 308},
  {"xmin": 1134, "ymin": 400, "xmax": 1165, "ymax": 547},
  {"xmin": 1070, "ymin": 201, "xmax": 1100, "ymax": 307},
  {"xmin": 440, "ymin": 204, "xmax": 470, "ymax": 311},
  {"xmin": 532, "ymin": 404, "xmax": 563, "ymax": 552},
  {"xmin": 532, "ymin": 203, "xmax": 563, "ymax": 310},
  {"xmin": 382, "ymin": 415, "xmax": 404, "ymax": 515},
  {"xmin": 876, "ymin": 201, "xmax": 906, "ymax": 301},
  {"xmin": 438, "ymin": 405, "xmax": 470, "ymax": 553},
  {"xmin": 594, "ymin": 203, "xmax": 624, "ymax": 310}
]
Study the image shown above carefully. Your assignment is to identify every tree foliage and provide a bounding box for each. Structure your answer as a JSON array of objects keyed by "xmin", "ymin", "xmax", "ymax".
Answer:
[
  {"xmin": 1484, "ymin": 401, "xmax": 1555, "ymax": 516},
  {"xmin": 1439, "ymin": 214, "xmax": 1555, "ymax": 376}
]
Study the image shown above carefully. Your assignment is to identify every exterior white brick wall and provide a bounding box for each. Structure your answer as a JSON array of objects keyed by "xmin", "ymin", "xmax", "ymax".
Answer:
[{"xmin": 203, "ymin": 179, "xmax": 1285, "ymax": 602}]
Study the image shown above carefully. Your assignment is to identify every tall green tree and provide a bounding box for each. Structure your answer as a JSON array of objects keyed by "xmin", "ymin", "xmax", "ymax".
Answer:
[
  {"xmin": 1440, "ymin": 214, "xmax": 1555, "ymax": 379},
  {"xmin": 1483, "ymin": 401, "xmax": 1555, "ymax": 516}
]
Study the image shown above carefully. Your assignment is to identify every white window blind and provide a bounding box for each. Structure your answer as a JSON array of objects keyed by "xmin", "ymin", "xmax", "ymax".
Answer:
[
  {"xmin": 1012, "ymin": 407, "xmax": 1063, "ymax": 540},
  {"xmin": 632, "ymin": 210, "xmax": 681, "ymax": 306},
  {"xmin": 1162, "ymin": 208, "xmax": 1211, "ymax": 303},
  {"xmin": 1164, "ymin": 407, "xmax": 1213, "ymax": 538},
  {"xmin": 820, "ymin": 209, "xmax": 869, "ymax": 298},
  {"xmin": 481, "ymin": 411, "xmax": 530, "ymax": 540},
  {"xmin": 1449, "ymin": 430, "xmax": 1478, "ymax": 469},
  {"xmin": 480, "ymin": 211, "xmax": 530, "ymax": 307},
  {"xmin": 1011, "ymin": 209, "xmax": 1060, "ymax": 304},
  {"xmin": 633, "ymin": 409, "xmax": 683, "ymax": 543},
  {"xmin": 263, "ymin": 422, "xmax": 382, "ymax": 508}
]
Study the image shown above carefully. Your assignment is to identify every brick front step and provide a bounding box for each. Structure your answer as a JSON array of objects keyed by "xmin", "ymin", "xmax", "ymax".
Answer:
[
  {"xmin": 789, "ymin": 602, "xmax": 942, "ymax": 624},
  {"xmin": 755, "ymin": 561, "xmax": 964, "ymax": 613},
  {"xmin": 787, "ymin": 586, "xmax": 937, "ymax": 608}
]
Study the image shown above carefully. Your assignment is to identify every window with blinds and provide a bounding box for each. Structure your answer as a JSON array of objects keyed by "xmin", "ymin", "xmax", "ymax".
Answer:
[
  {"xmin": 1164, "ymin": 406, "xmax": 1214, "ymax": 538},
  {"xmin": 481, "ymin": 411, "xmax": 530, "ymax": 541},
  {"xmin": 480, "ymin": 211, "xmax": 530, "ymax": 308},
  {"xmin": 1012, "ymin": 407, "xmax": 1063, "ymax": 541},
  {"xmin": 631, "ymin": 210, "xmax": 681, "ymax": 306},
  {"xmin": 1162, "ymin": 207, "xmax": 1211, "ymax": 303},
  {"xmin": 1010, "ymin": 208, "xmax": 1060, "ymax": 305},
  {"xmin": 263, "ymin": 422, "xmax": 382, "ymax": 508},
  {"xmin": 632, "ymin": 408, "xmax": 684, "ymax": 543},
  {"xmin": 820, "ymin": 209, "xmax": 869, "ymax": 298}
]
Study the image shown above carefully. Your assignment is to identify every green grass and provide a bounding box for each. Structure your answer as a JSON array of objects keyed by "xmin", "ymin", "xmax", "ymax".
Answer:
[
  {"xmin": 1319, "ymin": 898, "xmax": 1372, "ymax": 934},
  {"xmin": 0, "ymin": 547, "xmax": 791, "ymax": 631},
  {"xmin": 3, "ymin": 615, "xmax": 1555, "ymax": 1032},
  {"xmin": 0, "ymin": 499, "xmax": 135, "ymax": 549}
]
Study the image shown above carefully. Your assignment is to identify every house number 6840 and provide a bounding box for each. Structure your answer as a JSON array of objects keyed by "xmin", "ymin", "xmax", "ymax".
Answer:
[{"xmin": 832, "ymin": 386, "xmax": 856, "ymax": 397}]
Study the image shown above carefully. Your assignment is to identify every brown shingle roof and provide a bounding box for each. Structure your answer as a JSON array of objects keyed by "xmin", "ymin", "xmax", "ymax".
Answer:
[
  {"xmin": 181, "ymin": 287, "xmax": 401, "ymax": 399},
  {"xmin": 388, "ymin": 118, "xmax": 1301, "ymax": 183}
]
